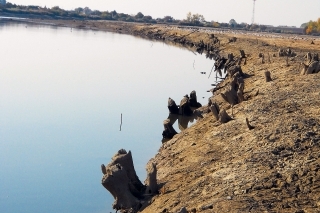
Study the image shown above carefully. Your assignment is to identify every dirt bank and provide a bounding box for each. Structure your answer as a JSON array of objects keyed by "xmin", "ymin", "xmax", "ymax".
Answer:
[{"xmin": 22, "ymin": 19, "xmax": 320, "ymax": 212}]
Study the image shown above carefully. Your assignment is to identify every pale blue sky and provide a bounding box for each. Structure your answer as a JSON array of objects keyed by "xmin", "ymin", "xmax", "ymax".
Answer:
[{"xmin": 9, "ymin": 0, "xmax": 320, "ymax": 27}]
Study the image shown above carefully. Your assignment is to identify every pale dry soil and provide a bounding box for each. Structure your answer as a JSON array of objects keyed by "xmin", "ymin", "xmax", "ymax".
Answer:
[
  {"xmin": 135, "ymin": 25, "xmax": 320, "ymax": 213},
  {"xmin": 27, "ymin": 19, "xmax": 320, "ymax": 213}
]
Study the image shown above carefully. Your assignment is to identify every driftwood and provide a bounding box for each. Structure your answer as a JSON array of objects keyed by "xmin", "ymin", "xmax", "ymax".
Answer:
[{"xmin": 265, "ymin": 71, "xmax": 272, "ymax": 82}]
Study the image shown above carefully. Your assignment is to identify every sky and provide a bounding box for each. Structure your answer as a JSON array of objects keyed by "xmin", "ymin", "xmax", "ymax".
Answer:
[{"xmin": 8, "ymin": 0, "xmax": 320, "ymax": 27}]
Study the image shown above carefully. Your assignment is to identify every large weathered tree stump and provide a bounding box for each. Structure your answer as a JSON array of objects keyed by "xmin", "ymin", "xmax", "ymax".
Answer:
[
  {"xmin": 101, "ymin": 163, "xmax": 141, "ymax": 211},
  {"xmin": 101, "ymin": 150, "xmax": 160, "ymax": 212},
  {"xmin": 101, "ymin": 149, "xmax": 147, "ymax": 212}
]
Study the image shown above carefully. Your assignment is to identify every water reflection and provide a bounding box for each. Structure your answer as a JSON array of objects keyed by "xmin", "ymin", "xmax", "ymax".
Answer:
[
  {"xmin": 0, "ymin": 20, "xmax": 220, "ymax": 213},
  {"xmin": 162, "ymin": 91, "xmax": 203, "ymax": 143}
]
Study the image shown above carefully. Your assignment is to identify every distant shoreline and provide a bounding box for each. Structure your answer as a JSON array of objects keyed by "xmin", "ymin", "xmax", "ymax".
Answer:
[
  {"xmin": 3, "ymin": 15, "xmax": 320, "ymax": 213},
  {"xmin": 2, "ymin": 16, "xmax": 319, "ymax": 42}
]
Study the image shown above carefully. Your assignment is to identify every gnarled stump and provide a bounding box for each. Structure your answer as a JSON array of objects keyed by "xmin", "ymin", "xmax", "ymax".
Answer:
[
  {"xmin": 101, "ymin": 150, "xmax": 146, "ymax": 212},
  {"xmin": 101, "ymin": 163, "xmax": 141, "ymax": 211}
]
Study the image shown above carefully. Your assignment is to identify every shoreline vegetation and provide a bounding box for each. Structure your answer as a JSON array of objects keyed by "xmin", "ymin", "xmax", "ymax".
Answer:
[
  {"xmin": 2, "ymin": 5, "xmax": 320, "ymax": 213},
  {"xmin": 1, "ymin": 2, "xmax": 320, "ymax": 35}
]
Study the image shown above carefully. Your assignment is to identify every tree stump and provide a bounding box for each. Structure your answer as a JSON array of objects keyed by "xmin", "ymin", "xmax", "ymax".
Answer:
[
  {"xmin": 219, "ymin": 109, "xmax": 232, "ymax": 123},
  {"xmin": 240, "ymin": 49, "xmax": 246, "ymax": 59},
  {"xmin": 101, "ymin": 150, "xmax": 148, "ymax": 212},
  {"xmin": 145, "ymin": 163, "xmax": 158, "ymax": 195},
  {"xmin": 162, "ymin": 118, "xmax": 178, "ymax": 140},
  {"xmin": 265, "ymin": 71, "xmax": 272, "ymax": 82},
  {"xmin": 180, "ymin": 95, "xmax": 192, "ymax": 116},
  {"xmin": 168, "ymin": 97, "xmax": 179, "ymax": 114},
  {"xmin": 237, "ymin": 83, "xmax": 245, "ymax": 103},
  {"xmin": 221, "ymin": 85, "xmax": 238, "ymax": 106},
  {"xmin": 246, "ymin": 118, "xmax": 255, "ymax": 130},
  {"xmin": 189, "ymin": 90, "xmax": 200, "ymax": 107},
  {"xmin": 210, "ymin": 102, "xmax": 220, "ymax": 120}
]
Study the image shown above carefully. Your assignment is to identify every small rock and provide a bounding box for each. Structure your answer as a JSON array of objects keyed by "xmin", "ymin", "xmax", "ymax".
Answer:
[
  {"xmin": 227, "ymin": 196, "xmax": 232, "ymax": 200},
  {"xmin": 191, "ymin": 143, "xmax": 196, "ymax": 146},
  {"xmin": 201, "ymin": 204, "xmax": 213, "ymax": 210}
]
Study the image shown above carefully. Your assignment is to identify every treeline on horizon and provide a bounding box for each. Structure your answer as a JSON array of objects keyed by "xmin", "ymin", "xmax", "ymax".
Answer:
[
  {"xmin": 0, "ymin": 2, "xmax": 319, "ymax": 35},
  {"xmin": 303, "ymin": 18, "xmax": 320, "ymax": 35}
]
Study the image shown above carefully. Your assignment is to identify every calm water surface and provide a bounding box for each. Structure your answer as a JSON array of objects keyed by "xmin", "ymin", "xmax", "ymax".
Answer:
[{"xmin": 0, "ymin": 20, "xmax": 218, "ymax": 213}]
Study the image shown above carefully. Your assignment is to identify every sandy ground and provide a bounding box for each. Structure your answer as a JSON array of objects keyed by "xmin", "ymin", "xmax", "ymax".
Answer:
[{"xmin": 22, "ymin": 19, "xmax": 320, "ymax": 213}]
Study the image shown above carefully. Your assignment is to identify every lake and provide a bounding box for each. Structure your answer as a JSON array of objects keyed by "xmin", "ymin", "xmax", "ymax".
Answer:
[{"xmin": 0, "ymin": 19, "xmax": 218, "ymax": 213}]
